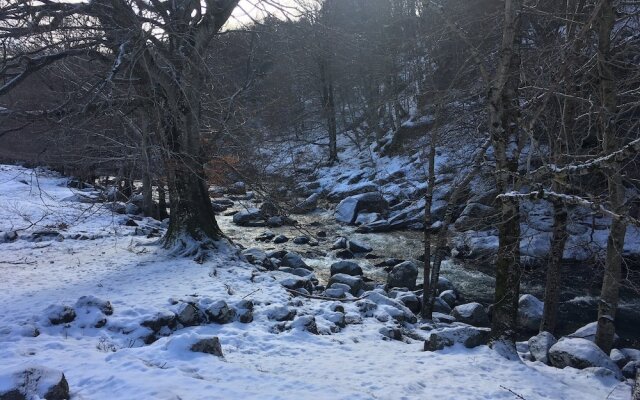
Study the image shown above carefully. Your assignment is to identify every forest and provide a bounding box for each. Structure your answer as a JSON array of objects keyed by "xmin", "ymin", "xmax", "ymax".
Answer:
[{"xmin": 0, "ymin": 0, "xmax": 639, "ymax": 399}]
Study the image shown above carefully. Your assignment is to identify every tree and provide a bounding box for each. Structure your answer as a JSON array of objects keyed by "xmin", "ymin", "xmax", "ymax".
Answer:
[{"xmin": 0, "ymin": 0, "xmax": 241, "ymax": 256}]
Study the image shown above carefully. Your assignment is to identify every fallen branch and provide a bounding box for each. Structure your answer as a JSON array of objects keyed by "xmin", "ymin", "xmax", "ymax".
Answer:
[{"xmin": 285, "ymin": 288, "xmax": 369, "ymax": 302}]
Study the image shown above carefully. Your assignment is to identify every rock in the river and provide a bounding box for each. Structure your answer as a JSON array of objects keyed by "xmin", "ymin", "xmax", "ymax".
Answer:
[
  {"xmin": 0, "ymin": 366, "xmax": 69, "ymax": 400},
  {"xmin": 331, "ymin": 237, "xmax": 347, "ymax": 249},
  {"xmin": 281, "ymin": 252, "xmax": 312, "ymax": 270},
  {"xmin": 528, "ymin": 331, "xmax": 557, "ymax": 365},
  {"xmin": 387, "ymin": 261, "xmax": 418, "ymax": 290},
  {"xmin": 424, "ymin": 326, "xmax": 490, "ymax": 351},
  {"xmin": 328, "ymin": 274, "xmax": 363, "ymax": 295},
  {"xmin": 330, "ymin": 261, "xmax": 363, "ymax": 277},
  {"xmin": 451, "ymin": 303, "xmax": 489, "ymax": 327},
  {"xmin": 518, "ymin": 294, "xmax": 543, "ymax": 332},
  {"xmin": 191, "ymin": 337, "xmax": 224, "ymax": 357},
  {"xmin": 292, "ymin": 193, "xmax": 320, "ymax": 214},
  {"xmin": 273, "ymin": 235, "xmax": 289, "ymax": 244},
  {"xmin": 335, "ymin": 192, "xmax": 388, "ymax": 225},
  {"xmin": 347, "ymin": 239, "xmax": 372, "ymax": 254},
  {"xmin": 293, "ymin": 236, "xmax": 310, "ymax": 245},
  {"xmin": 280, "ymin": 276, "xmax": 314, "ymax": 293},
  {"xmin": 548, "ymin": 338, "xmax": 622, "ymax": 379},
  {"xmin": 355, "ymin": 213, "xmax": 381, "ymax": 226},
  {"xmin": 45, "ymin": 305, "xmax": 76, "ymax": 325},
  {"xmin": 232, "ymin": 209, "xmax": 264, "ymax": 227}
]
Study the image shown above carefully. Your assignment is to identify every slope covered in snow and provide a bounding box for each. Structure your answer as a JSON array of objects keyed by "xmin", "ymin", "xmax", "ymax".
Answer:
[{"xmin": 0, "ymin": 165, "xmax": 633, "ymax": 400}]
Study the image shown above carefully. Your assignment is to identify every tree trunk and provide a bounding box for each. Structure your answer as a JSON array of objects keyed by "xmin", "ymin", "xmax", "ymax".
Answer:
[
  {"xmin": 422, "ymin": 129, "xmax": 437, "ymax": 318},
  {"xmin": 594, "ymin": 0, "xmax": 627, "ymax": 354},
  {"xmin": 540, "ymin": 199, "xmax": 567, "ymax": 333},
  {"xmin": 320, "ymin": 60, "xmax": 338, "ymax": 163},
  {"xmin": 157, "ymin": 183, "xmax": 168, "ymax": 220},
  {"xmin": 489, "ymin": 0, "xmax": 523, "ymax": 346}
]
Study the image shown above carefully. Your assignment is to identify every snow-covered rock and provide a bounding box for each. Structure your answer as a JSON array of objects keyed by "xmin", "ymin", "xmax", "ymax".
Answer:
[
  {"xmin": 451, "ymin": 303, "xmax": 489, "ymax": 327},
  {"xmin": 424, "ymin": 326, "xmax": 491, "ymax": 351},
  {"xmin": 528, "ymin": 331, "xmax": 557, "ymax": 365},
  {"xmin": 191, "ymin": 337, "xmax": 224, "ymax": 357},
  {"xmin": 439, "ymin": 290, "xmax": 457, "ymax": 308},
  {"xmin": 387, "ymin": 260, "xmax": 418, "ymax": 290},
  {"xmin": 44, "ymin": 304, "xmax": 76, "ymax": 325},
  {"xmin": 437, "ymin": 276, "xmax": 455, "ymax": 293},
  {"xmin": 281, "ymin": 252, "xmax": 312, "ymax": 270},
  {"xmin": 328, "ymin": 274, "xmax": 363, "ymax": 295},
  {"xmin": 232, "ymin": 209, "xmax": 264, "ymax": 226},
  {"xmin": 291, "ymin": 193, "xmax": 320, "ymax": 214},
  {"xmin": 176, "ymin": 303, "xmax": 201, "ymax": 327},
  {"xmin": 204, "ymin": 300, "xmax": 235, "ymax": 324},
  {"xmin": 517, "ymin": 294, "xmax": 543, "ymax": 332},
  {"xmin": 548, "ymin": 338, "xmax": 622, "ymax": 379},
  {"xmin": 0, "ymin": 366, "xmax": 69, "ymax": 400},
  {"xmin": 568, "ymin": 322, "xmax": 620, "ymax": 344},
  {"xmin": 335, "ymin": 192, "xmax": 388, "ymax": 225}
]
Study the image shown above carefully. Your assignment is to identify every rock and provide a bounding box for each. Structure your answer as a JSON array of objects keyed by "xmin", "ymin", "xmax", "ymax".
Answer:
[
  {"xmin": 365, "ymin": 291, "xmax": 417, "ymax": 323},
  {"xmin": 335, "ymin": 249, "xmax": 354, "ymax": 259},
  {"xmin": 232, "ymin": 209, "xmax": 264, "ymax": 226},
  {"xmin": 432, "ymin": 297, "xmax": 452, "ymax": 314},
  {"xmin": 280, "ymin": 276, "xmax": 314, "ymax": 293},
  {"xmin": 432, "ymin": 312, "xmax": 457, "ymax": 324},
  {"xmin": 266, "ymin": 216, "xmax": 284, "ymax": 227},
  {"xmin": 293, "ymin": 236, "xmax": 310, "ymax": 245},
  {"xmin": 1, "ymin": 231, "xmax": 18, "ymax": 243},
  {"xmin": 191, "ymin": 337, "xmax": 224, "ymax": 357},
  {"xmin": 528, "ymin": 331, "xmax": 557, "ymax": 365},
  {"xmin": 424, "ymin": 326, "xmax": 491, "ymax": 351},
  {"xmin": 549, "ymin": 338, "xmax": 622, "ymax": 379},
  {"xmin": 259, "ymin": 201, "xmax": 278, "ymax": 217},
  {"xmin": 328, "ymin": 274, "xmax": 363, "ymax": 295},
  {"xmin": 281, "ymin": 252, "xmax": 312, "ymax": 270},
  {"xmin": 621, "ymin": 348, "xmax": 640, "ymax": 362},
  {"xmin": 335, "ymin": 192, "xmax": 389, "ymax": 225},
  {"xmin": 439, "ymin": 290, "xmax": 457, "ymax": 308},
  {"xmin": 0, "ymin": 367, "xmax": 69, "ymax": 400},
  {"xmin": 141, "ymin": 310, "xmax": 177, "ymax": 332},
  {"xmin": 45, "ymin": 305, "xmax": 76, "ymax": 325},
  {"xmin": 205, "ymin": 300, "xmax": 235, "ymax": 324},
  {"xmin": 125, "ymin": 202, "xmax": 139, "ymax": 215},
  {"xmin": 622, "ymin": 360, "xmax": 640, "ymax": 379},
  {"xmin": 292, "ymin": 193, "xmax": 320, "ymax": 214},
  {"xmin": 255, "ymin": 231, "xmax": 275, "ymax": 242},
  {"xmin": 330, "ymin": 261, "xmax": 363, "ymax": 277},
  {"xmin": 454, "ymin": 202, "xmax": 498, "ymax": 232},
  {"xmin": 331, "ymin": 237, "xmax": 347, "ymax": 249},
  {"xmin": 518, "ymin": 294, "xmax": 544, "ymax": 332},
  {"xmin": 347, "ymin": 239, "xmax": 372, "ymax": 254},
  {"xmin": 610, "ymin": 349, "xmax": 629, "ymax": 368},
  {"xmin": 355, "ymin": 212, "xmax": 381, "ymax": 225},
  {"xmin": 451, "ymin": 303, "xmax": 489, "ymax": 327},
  {"xmin": 324, "ymin": 288, "xmax": 346, "ymax": 299},
  {"xmin": 273, "ymin": 235, "xmax": 289, "ymax": 244},
  {"xmin": 75, "ymin": 295, "xmax": 113, "ymax": 315},
  {"xmin": 387, "ymin": 261, "xmax": 418, "ymax": 290},
  {"xmin": 267, "ymin": 305, "xmax": 296, "ymax": 321},
  {"xmin": 279, "ymin": 267, "xmax": 313, "ymax": 277},
  {"xmin": 227, "ymin": 181, "xmax": 246, "ymax": 195},
  {"xmin": 235, "ymin": 300, "xmax": 254, "ymax": 323},
  {"xmin": 379, "ymin": 326, "xmax": 403, "ymax": 341},
  {"xmin": 242, "ymin": 248, "xmax": 270, "ymax": 267},
  {"xmin": 289, "ymin": 315, "xmax": 319, "ymax": 334},
  {"xmin": 437, "ymin": 276, "xmax": 455, "ymax": 293},
  {"xmin": 568, "ymin": 322, "xmax": 620, "ymax": 344},
  {"xmin": 176, "ymin": 303, "xmax": 201, "ymax": 326},
  {"xmin": 397, "ymin": 292, "xmax": 421, "ymax": 314}
]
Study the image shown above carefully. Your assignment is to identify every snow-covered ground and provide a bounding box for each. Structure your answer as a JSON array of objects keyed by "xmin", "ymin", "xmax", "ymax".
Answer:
[{"xmin": 0, "ymin": 165, "xmax": 634, "ymax": 399}]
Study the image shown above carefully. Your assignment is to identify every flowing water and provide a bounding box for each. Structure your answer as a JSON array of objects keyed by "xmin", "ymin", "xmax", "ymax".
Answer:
[{"xmin": 218, "ymin": 201, "xmax": 640, "ymax": 346}]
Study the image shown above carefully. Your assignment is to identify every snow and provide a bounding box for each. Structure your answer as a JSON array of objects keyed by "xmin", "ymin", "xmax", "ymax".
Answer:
[{"xmin": 0, "ymin": 165, "xmax": 633, "ymax": 400}]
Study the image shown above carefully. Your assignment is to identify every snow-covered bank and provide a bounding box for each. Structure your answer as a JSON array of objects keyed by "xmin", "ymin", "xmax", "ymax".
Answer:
[{"xmin": 0, "ymin": 165, "xmax": 634, "ymax": 400}]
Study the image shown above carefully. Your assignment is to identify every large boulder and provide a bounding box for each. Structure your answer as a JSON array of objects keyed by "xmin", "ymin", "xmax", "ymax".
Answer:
[
  {"xmin": 335, "ymin": 192, "xmax": 388, "ymax": 225},
  {"xmin": 528, "ymin": 331, "xmax": 557, "ymax": 365},
  {"xmin": 548, "ymin": 338, "xmax": 622, "ymax": 379},
  {"xmin": 45, "ymin": 304, "xmax": 76, "ymax": 325},
  {"xmin": 330, "ymin": 261, "xmax": 363, "ymax": 277},
  {"xmin": 346, "ymin": 239, "xmax": 372, "ymax": 254},
  {"xmin": 424, "ymin": 326, "xmax": 490, "ymax": 351},
  {"xmin": 568, "ymin": 322, "xmax": 620, "ymax": 344},
  {"xmin": 518, "ymin": 294, "xmax": 543, "ymax": 332},
  {"xmin": 0, "ymin": 366, "xmax": 69, "ymax": 400},
  {"xmin": 387, "ymin": 261, "xmax": 418, "ymax": 290},
  {"xmin": 365, "ymin": 291, "xmax": 417, "ymax": 323},
  {"xmin": 452, "ymin": 303, "xmax": 489, "ymax": 327}
]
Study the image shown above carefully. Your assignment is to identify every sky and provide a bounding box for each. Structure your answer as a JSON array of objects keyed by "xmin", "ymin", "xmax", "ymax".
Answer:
[{"xmin": 229, "ymin": 0, "xmax": 310, "ymax": 27}]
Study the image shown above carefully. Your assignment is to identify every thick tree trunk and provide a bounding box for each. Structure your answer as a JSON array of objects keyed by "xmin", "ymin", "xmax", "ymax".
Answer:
[
  {"xmin": 157, "ymin": 183, "xmax": 168, "ymax": 220},
  {"xmin": 594, "ymin": 0, "xmax": 627, "ymax": 354},
  {"xmin": 540, "ymin": 200, "xmax": 567, "ymax": 333}
]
